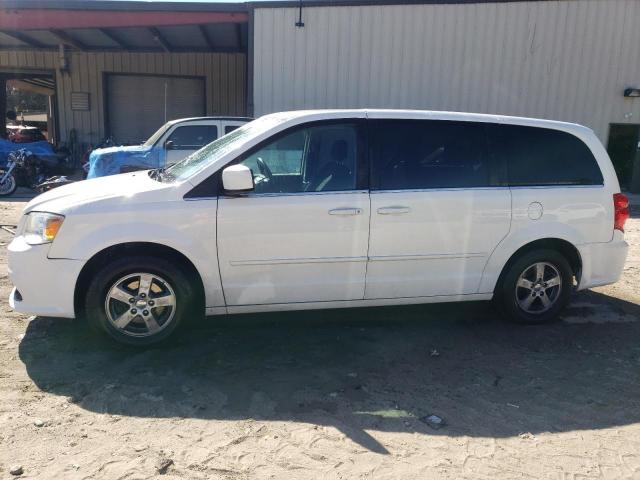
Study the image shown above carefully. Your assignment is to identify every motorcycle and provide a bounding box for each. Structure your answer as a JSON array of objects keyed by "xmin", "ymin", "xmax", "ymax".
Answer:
[{"xmin": 0, "ymin": 149, "xmax": 74, "ymax": 196}]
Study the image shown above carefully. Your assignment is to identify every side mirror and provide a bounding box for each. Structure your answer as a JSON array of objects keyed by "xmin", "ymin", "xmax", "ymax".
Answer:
[
  {"xmin": 164, "ymin": 140, "xmax": 175, "ymax": 150},
  {"xmin": 222, "ymin": 164, "xmax": 254, "ymax": 193}
]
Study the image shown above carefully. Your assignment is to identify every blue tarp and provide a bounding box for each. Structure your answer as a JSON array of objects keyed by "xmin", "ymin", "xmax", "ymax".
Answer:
[
  {"xmin": 87, "ymin": 144, "xmax": 165, "ymax": 178},
  {"xmin": 0, "ymin": 139, "xmax": 56, "ymax": 167}
]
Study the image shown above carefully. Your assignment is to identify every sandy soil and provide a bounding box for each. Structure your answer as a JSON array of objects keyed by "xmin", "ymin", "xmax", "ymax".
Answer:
[{"xmin": 0, "ymin": 191, "xmax": 639, "ymax": 479}]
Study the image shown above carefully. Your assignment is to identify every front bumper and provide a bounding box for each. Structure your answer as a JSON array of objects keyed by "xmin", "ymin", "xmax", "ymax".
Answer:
[
  {"xmin": 8, "ymin": 235, "xmax": 84, "ymax": 318},
  {"xmin": 577, "ymin": 232, "xmax": 629, "ymax": 290}
]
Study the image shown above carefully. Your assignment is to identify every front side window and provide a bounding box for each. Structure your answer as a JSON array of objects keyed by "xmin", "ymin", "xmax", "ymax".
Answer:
[
  {"xmin": 239, "ymin": 123, "xmax": 358, "ymax": 194},
  {"xmin": 166, "ymin": 125, "xmax": 218, "ymax": 150},
  {"xmin": 144, "ymin": 122, "xmax": 172, "ymax": 146},
  {"xmin": 370, "ymin": 120, "xmax": 491, "ymax": 190},
  {"xmin": 488, "ymin": 124, "xmax": 604, "ymax": 186}
]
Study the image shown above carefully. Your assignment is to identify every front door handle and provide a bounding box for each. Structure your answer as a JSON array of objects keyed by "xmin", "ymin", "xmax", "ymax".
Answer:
[
  {"xmin": 329, "ymin": 208, "xmax": 362, "ymax": 216},
  {"xmin": 377, "ymin": 206, "xmax": 411, "ymax": 215}
]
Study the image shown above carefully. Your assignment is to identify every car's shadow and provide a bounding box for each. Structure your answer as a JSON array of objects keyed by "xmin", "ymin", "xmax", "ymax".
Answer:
[
  {"xmin": 2, "ymin": 188, "xmax": 37, "ymax": 203},
  {"xmin": 19, "ymin": 291, "xmax": 640, "ymax": 454}
]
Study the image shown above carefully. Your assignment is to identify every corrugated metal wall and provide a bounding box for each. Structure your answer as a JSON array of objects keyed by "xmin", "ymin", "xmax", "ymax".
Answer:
[
  {"xmin": 253, "ymin": 0, "xmax": 640, "ymax": 141},
  {"xmin": 0, "ymin": 50, "xmax": 246, "ymax": 144}
]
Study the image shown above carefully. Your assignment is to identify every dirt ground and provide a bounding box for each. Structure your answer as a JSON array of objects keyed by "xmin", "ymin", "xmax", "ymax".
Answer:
[{"xmin": 0, "ymin": 192, "xmax": 639, "ymax": 480}]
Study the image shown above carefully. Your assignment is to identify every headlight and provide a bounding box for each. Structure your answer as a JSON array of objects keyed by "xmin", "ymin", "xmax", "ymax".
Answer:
[{"xmin": 22, "ymin": 212, "xmax": 65, "ymax": 245}]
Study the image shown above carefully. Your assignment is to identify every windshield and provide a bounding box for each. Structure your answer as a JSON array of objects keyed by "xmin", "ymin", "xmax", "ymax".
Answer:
[
  {"xmin": 164, "ymin": 116, "xmax": 283, "ymax": 181},
  {"xmin": 143, "ymin": 122, "xmax": 173, "ymax": 147}
]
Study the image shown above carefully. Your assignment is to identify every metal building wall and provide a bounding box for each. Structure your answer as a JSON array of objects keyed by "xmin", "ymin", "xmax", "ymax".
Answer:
[
  {"xmin": 0, "ymin": 50, "xmax": 246, "ymax": 144},
  {"xmin": 253, "ymin": 0, "xmax": 640, "ymax": 141}
]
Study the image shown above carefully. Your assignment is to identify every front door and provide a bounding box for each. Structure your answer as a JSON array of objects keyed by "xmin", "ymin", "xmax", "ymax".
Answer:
[
  {"xmin": 365, "ymin": 118, "xmax": 511, "ymax": 299},
  {"xmin": 217, "ymin": 120, "xmax": 370, "ymax": 306}
]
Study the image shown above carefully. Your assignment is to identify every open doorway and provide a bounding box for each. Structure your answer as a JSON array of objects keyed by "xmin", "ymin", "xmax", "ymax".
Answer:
[
  {"xmin": 1, "ymin": 71, "xmax": 57, "ymax": 145},
  {"xmin": 607, "ymin": 124, "xmax": 640, "ymax": 193}
]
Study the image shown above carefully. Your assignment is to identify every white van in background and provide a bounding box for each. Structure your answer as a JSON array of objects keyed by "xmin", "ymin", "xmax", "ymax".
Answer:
[{"xmin": 8, "ymin": 110, "xmax": 630, "ymax": 346}]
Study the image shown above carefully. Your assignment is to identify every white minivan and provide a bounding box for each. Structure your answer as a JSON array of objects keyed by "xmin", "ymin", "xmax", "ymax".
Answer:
[{"xmin": 8, "ymin": 110, "xmax": 630, "ymax": 346}]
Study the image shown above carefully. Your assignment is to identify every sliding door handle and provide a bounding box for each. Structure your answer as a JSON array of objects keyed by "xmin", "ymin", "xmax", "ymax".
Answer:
[
  {"xmin": 329, "ymin": 208, "xmax": 362, "ymax": 216},
  {"xmin": 377, "ymin": 206, "xmax": 411, "ymax": 215}
]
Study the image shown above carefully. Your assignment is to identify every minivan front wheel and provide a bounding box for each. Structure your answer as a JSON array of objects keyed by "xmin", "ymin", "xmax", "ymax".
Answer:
[
  {"xmin": 85, "ymin": 256, "xmax": 194, "ymax": 346},
  {"xmin": 496, "ymin": 249, "xmax": 573, "ymax": 324}
]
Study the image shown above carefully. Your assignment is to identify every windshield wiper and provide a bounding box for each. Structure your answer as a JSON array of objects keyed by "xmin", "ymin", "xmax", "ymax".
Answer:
[
  {"xmin": 148, "ymin": 167, "xmax": 175, "ymax": 183},
  {"xmin": 148, "ymin": 167, "xmax": 164, "ymax": 181}
]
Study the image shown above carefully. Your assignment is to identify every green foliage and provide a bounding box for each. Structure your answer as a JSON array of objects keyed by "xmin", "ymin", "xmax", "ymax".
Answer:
[{"xmin": 6, "ymin": 87, "xmax": 47, "ymax": 113}]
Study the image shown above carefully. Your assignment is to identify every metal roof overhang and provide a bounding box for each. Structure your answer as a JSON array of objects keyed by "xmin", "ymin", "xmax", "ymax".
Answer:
[
  {"xmin": 0, "ymin": 0, "xmax": 543, "ymax": 53},
  {"xmin": 0, "ymin": 1, "xmax": 249, "ymax": 53}
]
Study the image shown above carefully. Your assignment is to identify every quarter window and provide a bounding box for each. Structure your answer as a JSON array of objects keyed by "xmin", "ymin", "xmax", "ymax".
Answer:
[
  {"xmin": 488, "ymin": 124, "xmax": 604, "ymax": 186},
  {"xmin": 239, "ymin": 123, "xmax": 358, "ymax": 194},
  {"xmin": 369, "ymin": 120, "xmax": 491, "ymax": 190}
]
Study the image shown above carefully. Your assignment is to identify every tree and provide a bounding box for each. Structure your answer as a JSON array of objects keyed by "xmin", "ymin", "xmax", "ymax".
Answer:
[{"xmin": 6, "ymin": 86, "xmax": 47, "ymax": 114}]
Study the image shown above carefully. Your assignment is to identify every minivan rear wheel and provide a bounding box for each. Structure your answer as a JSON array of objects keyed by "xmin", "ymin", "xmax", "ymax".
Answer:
[
  {"xmin": 85, "ymin": 256, "xmax": 195, "ymax": 346},
  {"xmin": 496, "ymin": 249, "xmax": 573, "ymax": 324}
]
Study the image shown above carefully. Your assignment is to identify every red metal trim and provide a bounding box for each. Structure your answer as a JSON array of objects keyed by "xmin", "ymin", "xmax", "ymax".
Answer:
[{"xmin": 0, "ymin": 10, "xmax": 248, "ymax": 30}]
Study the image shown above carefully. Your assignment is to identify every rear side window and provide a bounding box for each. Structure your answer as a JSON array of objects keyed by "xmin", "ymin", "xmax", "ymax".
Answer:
[
  {"xmin": 488, "ymin": 124, "xmax": 603, "ymax": 186},
  {"xmin": 369, "ymin": 120, "xmax": 492, "ymax": 190}
]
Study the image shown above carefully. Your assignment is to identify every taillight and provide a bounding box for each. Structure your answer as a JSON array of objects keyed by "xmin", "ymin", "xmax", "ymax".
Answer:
[{"xmin": 613, "ymin": 193, "xmax": 629, "ymax": 232}]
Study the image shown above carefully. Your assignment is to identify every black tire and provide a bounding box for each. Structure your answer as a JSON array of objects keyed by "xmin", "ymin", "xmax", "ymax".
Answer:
[
  {"xmin": 495, "ymin": 249, "xmax": 573, "ymax": 324},
  {"xmin": 85, "ymin": 256, "xmax": 197, "ymax": 347},
  {"xmin": 0, "ymin": 171, "xmax": 18, "ymax": 196}
]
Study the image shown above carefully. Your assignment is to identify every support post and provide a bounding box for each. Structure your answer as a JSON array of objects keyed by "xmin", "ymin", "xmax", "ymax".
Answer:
[
  {"xmin": 631, "ymin": 130, "xmax": 640, "ymax": 194},
  {"xmin": 0, "ymin": 75, "xmax": 7, "ymax": 139}
]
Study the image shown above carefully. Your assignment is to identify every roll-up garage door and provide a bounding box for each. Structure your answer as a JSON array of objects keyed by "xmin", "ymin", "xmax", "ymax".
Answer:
[{"xmin": 107, "ymin": 74, "xmax": 205, "ymax": 144}]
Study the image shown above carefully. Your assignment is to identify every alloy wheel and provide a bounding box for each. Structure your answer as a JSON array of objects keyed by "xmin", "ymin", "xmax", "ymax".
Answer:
[
  {"xmin": 515, "ymin": 262, "xmax": 562, "ymax": 314},
  {"xmin": 104, "ymin": 272, "xmax": 177, "ymax": 337}
]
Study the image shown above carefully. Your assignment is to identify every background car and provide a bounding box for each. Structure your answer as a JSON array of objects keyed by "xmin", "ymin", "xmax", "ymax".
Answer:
[
  {"xmin": 87, "ymin": 116, "xmax": 251, "ymax": 178},
  {"xmin": 6, "ymin": 125, "xmax": 46, "ymax": 143}
]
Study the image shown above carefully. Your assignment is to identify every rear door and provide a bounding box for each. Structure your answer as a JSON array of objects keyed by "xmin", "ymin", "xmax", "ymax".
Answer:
[
  {"xmin": 365, "ymin": 118, "xmax": 511, "ymax": 299},
  {"xmin": 217, "ymin": 119, "xmax": 370, "ymax": 306}
]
